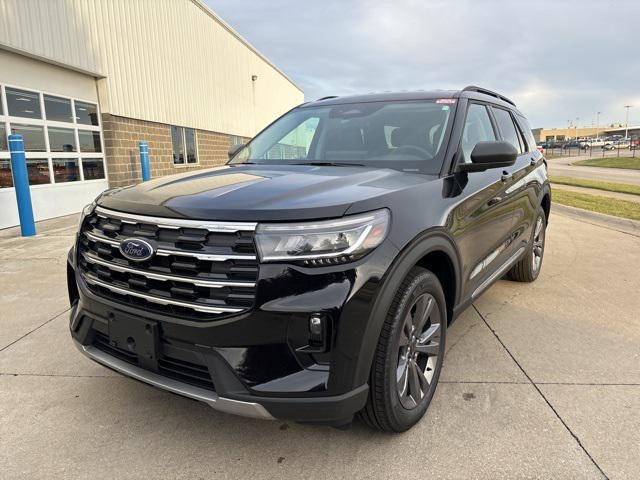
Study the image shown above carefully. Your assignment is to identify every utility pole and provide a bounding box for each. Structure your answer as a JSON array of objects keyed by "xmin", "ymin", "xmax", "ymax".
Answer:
[
  {"xmin": 596, "ymin": 111, "xmax": 601, "ymax": 139},
  {"xmin": 624, "ymin": 105, "xmax": 632, "ymax": 139},
  {"xmin": 576, "ymin": 117, "xmax": 580, "ymax": 140}
]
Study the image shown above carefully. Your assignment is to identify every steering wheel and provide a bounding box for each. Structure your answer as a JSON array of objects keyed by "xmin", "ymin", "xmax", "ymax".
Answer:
[{"xmin": 394, "ymin": 145, "xmax": 434, "ymax": 159}]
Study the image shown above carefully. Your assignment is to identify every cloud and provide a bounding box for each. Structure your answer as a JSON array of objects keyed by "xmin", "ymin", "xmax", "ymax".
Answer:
[{"xmin": 207, "ymin": 0, "xmax": 639, "ymax": 128}]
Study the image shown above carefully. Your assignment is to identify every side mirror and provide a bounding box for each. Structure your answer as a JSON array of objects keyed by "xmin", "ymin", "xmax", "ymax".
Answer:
[
  {"xmin": 228, "ymin": 143, "xmax": 246, "ymax": 159},
  {"xmin": 458, "ymin": 141, "xmax": 518, "ymax": 172}
]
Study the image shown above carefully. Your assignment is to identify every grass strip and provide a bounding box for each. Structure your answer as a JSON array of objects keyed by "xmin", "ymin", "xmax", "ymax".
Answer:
[
  {"xmin": 573, "ymin": 157, "xmax": 640, "ymax": 170},
  {"xmin": 552, "ymin": 189, "xmax": 640, "ymax": 221},
  {"xmin": 550, "ymin": 176, "xmax": 640, "ymax": 197}
]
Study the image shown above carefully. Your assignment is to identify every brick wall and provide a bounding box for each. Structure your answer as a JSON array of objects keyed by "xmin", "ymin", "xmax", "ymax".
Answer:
[{"xmin": 102, "ymin": 114, "xmax": 243, "ymax": 187}]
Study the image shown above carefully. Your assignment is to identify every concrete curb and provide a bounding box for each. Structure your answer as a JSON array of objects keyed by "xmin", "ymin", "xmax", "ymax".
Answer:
[{"xmin": 551, "ymin": 202, "xmax": 640, "ymax": 237}]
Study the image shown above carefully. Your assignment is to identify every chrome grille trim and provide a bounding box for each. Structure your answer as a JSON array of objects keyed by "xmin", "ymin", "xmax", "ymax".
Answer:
[
  {"xmin": 95, "ymin": 206, "xmax": 257, "ymax": 232},
  {"xmin": 83, "ymin": 274, "xmax": 245, "ymax": 314},
  {"xmin": 81, "ymin": 251, "xmax": 256, "ymax": 288},
  {"xmin": 83, "ymin": 231, "xmax": 257, "ymax": 261}
]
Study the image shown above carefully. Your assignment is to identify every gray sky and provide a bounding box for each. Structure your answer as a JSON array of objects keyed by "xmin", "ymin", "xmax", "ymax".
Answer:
[{"xmin": 207, "ymin": 0, "xmax": 639, "ymax": 129}]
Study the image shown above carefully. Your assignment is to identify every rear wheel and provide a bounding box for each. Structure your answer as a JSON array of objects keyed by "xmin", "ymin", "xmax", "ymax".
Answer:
[
  {"xmin": 507, "ymin": 206, "xmax": 546, "ymax": 282},
  {"xmin": 359, "ymin": 267, "xmax": 446, "ymax": 432}
]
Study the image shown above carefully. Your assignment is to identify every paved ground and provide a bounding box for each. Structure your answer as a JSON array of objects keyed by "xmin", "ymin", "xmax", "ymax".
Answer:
[
  {"xmin": 1, "ymin": 211, "xmax": 639, "ymax": 479},
  {"xmin": 547, "ymin": 154, "xmax": 640, "ymax": 185}
]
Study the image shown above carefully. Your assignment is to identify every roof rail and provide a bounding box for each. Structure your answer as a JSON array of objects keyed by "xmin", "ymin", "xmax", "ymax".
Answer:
[
  {"xmin": 462, "ymin": 86, "xmax": 515, "ymax": 106},
  {"xmin": 316, "ymin": 95, "xmax": 339, "ymax": 101}
]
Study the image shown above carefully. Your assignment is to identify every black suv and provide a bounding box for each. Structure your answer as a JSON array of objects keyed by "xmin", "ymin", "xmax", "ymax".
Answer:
[{"xmin": 68, "ymin": 86, "xmax": 550, "ymax": 432}]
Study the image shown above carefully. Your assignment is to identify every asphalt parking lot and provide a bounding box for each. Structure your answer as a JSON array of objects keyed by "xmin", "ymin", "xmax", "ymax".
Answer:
[{"xmin": 1, "ymin": 211, "xmax": 639, "ymax": 479}]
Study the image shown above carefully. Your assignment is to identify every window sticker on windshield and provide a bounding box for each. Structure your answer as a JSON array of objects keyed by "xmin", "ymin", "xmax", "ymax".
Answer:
[{"xmin": 436, "ymin": 99, "xmax": 457, "ymax": 104}]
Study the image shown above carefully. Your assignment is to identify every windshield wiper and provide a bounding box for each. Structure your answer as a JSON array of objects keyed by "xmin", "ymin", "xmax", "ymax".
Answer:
[
  {"xmin": 230, "ymin": 161, "xmax": 257, "ymax": 165},
  {"xmin": 292, "ymin": 162, "xmax": 366, "ymax": 167}
]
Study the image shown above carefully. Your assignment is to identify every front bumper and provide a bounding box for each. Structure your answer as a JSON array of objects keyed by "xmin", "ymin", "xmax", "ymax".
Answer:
[{"xmin": 68, "ymin": 240, "xmax": 398, "ymax": 424}]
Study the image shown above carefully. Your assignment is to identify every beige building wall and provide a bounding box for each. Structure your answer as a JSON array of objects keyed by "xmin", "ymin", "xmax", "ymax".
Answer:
[
  {"xmin": 533, "ymin": 127, "xmax": 607, "ymax": 142},
  {"xmin": 0, "ymin": 0, "xmax": 303, "ymax": 138}
]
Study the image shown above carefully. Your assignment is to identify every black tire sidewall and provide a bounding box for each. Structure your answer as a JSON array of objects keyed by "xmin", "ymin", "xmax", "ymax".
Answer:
[{"xmin": 384, "ymin": 269, "xmax": 447, "ymax": 430}]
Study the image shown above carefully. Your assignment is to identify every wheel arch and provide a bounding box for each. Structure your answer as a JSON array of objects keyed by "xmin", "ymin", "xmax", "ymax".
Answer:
[{"xmin": 353, "ymin": 229, "xmax": 462, "ymax": 388}]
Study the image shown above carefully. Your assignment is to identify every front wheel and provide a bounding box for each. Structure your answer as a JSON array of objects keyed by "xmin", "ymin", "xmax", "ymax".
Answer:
[
  {"xmin": 507, "ymin": 206, "xmax": 547, "ymax": 282},
  {"xmin": 359, "ymin": 267, "xmax": 447, "ymax": 432}
]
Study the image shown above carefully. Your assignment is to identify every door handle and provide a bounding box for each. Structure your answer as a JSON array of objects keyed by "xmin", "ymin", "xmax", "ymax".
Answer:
[{"xmin": 501, "ymin": 171, "xmax": 512, "ymax": 182}]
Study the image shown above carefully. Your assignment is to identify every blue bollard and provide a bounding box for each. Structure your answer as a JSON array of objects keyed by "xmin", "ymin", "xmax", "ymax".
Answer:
[
  {"xmin": 9, "ymin": 134, "xmax": 36, "ymax": 237},
  {"xmin": 139, "ymin": 141, "xmax": 150, "ymax": 181}
]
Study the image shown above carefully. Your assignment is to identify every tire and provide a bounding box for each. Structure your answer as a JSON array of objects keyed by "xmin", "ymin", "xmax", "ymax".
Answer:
[
  {"xmin": 507, "ymin": 206, "xmax": 547, "ymax": 282},
  {"xmin": 359, "ymin": 267, "xmax": 447, "ymax": 432}
]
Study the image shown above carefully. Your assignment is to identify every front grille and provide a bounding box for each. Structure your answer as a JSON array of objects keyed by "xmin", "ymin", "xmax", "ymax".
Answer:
[
  {"xmin": 93, "ymin": 332, "xmax": 215, "ymax": 391},
  {"xmin": 78, "ymin": 206, "xmax": 259, "ymax": 321}
]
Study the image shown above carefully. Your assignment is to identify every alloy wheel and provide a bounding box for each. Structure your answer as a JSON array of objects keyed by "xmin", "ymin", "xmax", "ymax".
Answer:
[
  {"xmin": 396, "ymin": 293, "xmax": 442, "ymax": 410},
  {"xmin": 532, "ymin": 216, "xmax": 545, "ymax": 273}
]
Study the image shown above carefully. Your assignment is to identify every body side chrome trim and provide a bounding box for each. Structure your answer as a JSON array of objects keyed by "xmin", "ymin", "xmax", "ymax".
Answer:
[
  {"xmin": 84, "ymin": 231, "xmax": 257, "ymax": 261},
  {"xmin": 471, "ymin": 246, "xmax": 526, "ymax": 299},
  {"xmin": 81, "ymin": 251, "xmax": 255, "ymax": 288},
  {"xmin": 95, "ymin": 206, "xmax": 257, "ymax": 232},
  {"xmin": 73, "ymin": 340, "xmax": 274, "ymax": 420},
  {"xmin": 82, "ymin": 273, "xmax": 244, "ymax": 314}
]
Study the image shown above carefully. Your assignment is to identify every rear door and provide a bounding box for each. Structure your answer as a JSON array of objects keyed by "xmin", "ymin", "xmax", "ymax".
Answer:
[
  {"xmin": 490, "ymin": 107, "xmax": 540, "ymax": 260},
  {"xmin": 449, "ymin": 102, "xmax": 520, "ymax": 301}
]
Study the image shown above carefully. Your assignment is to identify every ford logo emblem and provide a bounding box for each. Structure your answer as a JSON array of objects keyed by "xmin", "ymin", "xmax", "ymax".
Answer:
[{"xmin": 119, "ymin": 238, "xmax": 155, "ymax": 262}]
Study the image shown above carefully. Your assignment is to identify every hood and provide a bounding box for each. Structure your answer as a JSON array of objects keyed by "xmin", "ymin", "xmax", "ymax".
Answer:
[{"xmin": 97, "ymin": 164, "xmax": 437, "ymax": 221}]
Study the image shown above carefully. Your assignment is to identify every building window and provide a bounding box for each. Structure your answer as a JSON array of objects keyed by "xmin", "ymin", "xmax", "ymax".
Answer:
[
  {"xmin": 171, "ymin": 126, "xmax": 198, "ymax": 165},
  {"xmin": 52, "ymin": 158, "xmax": 80, "ymax": 183},
  {"xmin": 44, "ymin": 95, "xmax": 73, "ymax": 123},
  {"xmin": 48, "ymin": 127, "xmax": 77, "ymax": 152},
  {"xmin": 11, "ymin": 124, "xmax": 46, "ymax": 152},
  {"xmin": 0, "ymin": 83, "xmax": 105, "ymax": 188},
  {"xmin": 74, "ymin": 101, "xmax": 99, "ymax": 126},
  {"xmin": 81, "ymin": 158, "xmax": 105, "ymax": 180},
  {"xmin": 26, "ymin": 159, "xmax": 51, "ymax": 185},
  {"xmin": 6, "ymin": 87, "xmax": 42, "ymax": 119},
  {"xmin": 78, "ymin": 130, "xmax": 102, "ymax": 152},
  {"xmin": 0, "ymin": 159, "xmax": 12, "ymax": 188},
  {"xmin": 0, "ymin": 124, "xmax": 6, "ymax": 151}
]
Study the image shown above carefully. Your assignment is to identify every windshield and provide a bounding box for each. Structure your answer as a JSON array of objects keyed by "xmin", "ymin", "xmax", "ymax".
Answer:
[{"xmin": 229, "ymin": 100, "xmax": 456, "ymax": 174}]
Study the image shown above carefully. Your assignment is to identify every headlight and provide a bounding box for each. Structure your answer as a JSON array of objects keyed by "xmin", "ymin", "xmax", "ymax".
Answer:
[
  {"xmin": 255, "ymin": 209, "xmax": 390, "ymax": 264},
  {"xmin": 78, "ymin": 202, "xmax": 96, "ymax": 232}
]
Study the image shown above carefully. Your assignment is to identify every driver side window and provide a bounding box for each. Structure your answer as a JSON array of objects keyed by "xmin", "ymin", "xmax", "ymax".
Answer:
[{"xmin": 461, "ymin": 104, "xmax": 496, "ymax": 163}]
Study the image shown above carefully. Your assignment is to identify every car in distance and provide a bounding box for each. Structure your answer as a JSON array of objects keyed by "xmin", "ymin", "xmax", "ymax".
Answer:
[
  {"xmin": 563, "ymin": 140, "xmax": 587, "ymax": 150},
  {"xmin": 68, "ymin": 86, "xmax": 551, "ymax": 432}
]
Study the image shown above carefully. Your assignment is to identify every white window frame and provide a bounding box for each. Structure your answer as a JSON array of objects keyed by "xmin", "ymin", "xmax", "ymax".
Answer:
[
  {"xmin": 0, "ymin": 82, "xmax": 107, "ymax": 190},
  {"xmin": 171, "ymin": 125, "xmax": 199, "ymax": 166}
]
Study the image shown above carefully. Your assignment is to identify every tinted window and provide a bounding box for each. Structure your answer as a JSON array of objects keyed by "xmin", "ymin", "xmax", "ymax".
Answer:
[
  {"xmin": 44, "ymin": 95, "xmax": 73, "ymax": 123},
  {"xmin": 185, "ymin": 128, "xmax": 197, "ymax": 163},
  {"xmin": 6, "ymin": 88, "xmax": 41, "ymax": 119},
  {"xmin": 461, "ymin": 104, "xmax": 496, "ymax": 162},
  {"xmin": 11, "ymin": 124, "xmax": 46, "ymax": 152},
  {"xmin": 74, "ymin": 101, "xmax": 99, "ymax": 126},
  {"xmin": 78, "ymin": 130, "xmax": 102, "ymax": 152},
  {"xmin": 53, "ymin": 158, "xmax": 80, "ymax": 183},
  {"xmin": 48, "ymin": 127, "xmax": 77, "ymax": 152},
  {"xmin": 171, "ymin": 126, "xmax": 184, "ymax": 164},
  {"xmin": 492, "ymin": 108, "xmax": 522, "ymax": 153},
  {"xmin": 517, "ymin": 116, "xmax": 538, "ymax": 153}
]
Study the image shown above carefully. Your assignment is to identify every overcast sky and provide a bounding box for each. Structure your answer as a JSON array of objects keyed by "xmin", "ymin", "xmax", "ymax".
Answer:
[{"xmin": 207, "ymin": 0, "xmax": 639, "ymax": 129}]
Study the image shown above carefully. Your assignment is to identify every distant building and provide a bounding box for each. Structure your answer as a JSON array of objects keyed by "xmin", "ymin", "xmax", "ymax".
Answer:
[
  {"xmin": 532, "ymin": 125, "xmax": 640, "ymax": 142},
  {"xmin": 0, "ymin": 0, "xmax": 303, "ymax": 228}
]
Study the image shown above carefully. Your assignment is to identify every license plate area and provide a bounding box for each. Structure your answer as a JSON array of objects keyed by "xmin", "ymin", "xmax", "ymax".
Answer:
[{"xmin": 108, "ymin": 313, "xmax": 160, "ymax": 371}]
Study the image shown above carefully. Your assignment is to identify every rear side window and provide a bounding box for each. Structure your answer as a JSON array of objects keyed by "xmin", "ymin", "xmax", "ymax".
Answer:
[
  {"xmin": 516, "ymin": 116, "xmax": 538, "ymax": 153},
  {"xmin": 461, "ymin": 104, "xmax": 496, "ymax": 163},
  {"xmin": 492, "ymin": 107, "xmax": 522, "ymax": 154}
]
